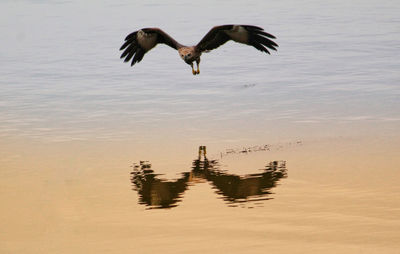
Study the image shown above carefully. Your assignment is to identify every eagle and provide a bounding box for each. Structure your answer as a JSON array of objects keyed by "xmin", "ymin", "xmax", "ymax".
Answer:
[{"xmin": 119, "ymin": 25, "xmax": 278, "ymax": 75}]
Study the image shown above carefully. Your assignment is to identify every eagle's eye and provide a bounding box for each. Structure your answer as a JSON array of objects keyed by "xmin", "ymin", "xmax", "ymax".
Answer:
[{"xmin": 187, "ymin": 53, "xmax": 191, "ymax": 57}]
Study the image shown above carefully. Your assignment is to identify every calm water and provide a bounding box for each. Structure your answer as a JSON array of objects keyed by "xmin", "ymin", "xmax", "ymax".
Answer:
[{"xmin": 1, "ymin": 0, "xmax": 400, "ymax": 253}]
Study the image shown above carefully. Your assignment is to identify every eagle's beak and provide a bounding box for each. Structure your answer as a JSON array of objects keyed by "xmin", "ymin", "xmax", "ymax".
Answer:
[{"xmin": 184, "ymin": 55, "xmax": 188, "ymax": 61}]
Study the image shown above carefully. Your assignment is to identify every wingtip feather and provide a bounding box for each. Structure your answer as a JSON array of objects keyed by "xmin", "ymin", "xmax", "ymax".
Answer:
[
  {"xmin": 255, "ymin": 30, "xmax": 276, "ymax": 39},
  {"xmin": 125, "ymin": 31, "xmax": 138, "ymax": 41},
  {"xmin": 252, "ymin": 34, "xmax": 278, "ymax": 51}
]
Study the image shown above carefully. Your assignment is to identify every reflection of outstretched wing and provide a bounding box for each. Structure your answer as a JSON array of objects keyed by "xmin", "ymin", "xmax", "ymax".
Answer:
[
  {"xmin": 204, "ymin": 161, "xmax": 287, "ymax": 203},
  {"xmin": 130, "ymin": 162, "xmax": 190, "ymax": 209}
]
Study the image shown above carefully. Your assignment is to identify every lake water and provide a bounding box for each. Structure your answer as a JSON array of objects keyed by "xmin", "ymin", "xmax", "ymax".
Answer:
[{"xmin": 1, "ymin": 0, "xmax": 400, "ymax": 253}]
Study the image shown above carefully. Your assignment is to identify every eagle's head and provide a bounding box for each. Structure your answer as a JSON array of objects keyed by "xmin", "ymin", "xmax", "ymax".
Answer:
[{"xmin": 178, "ymin": 47, "xmax": 197, "ymax": 64}]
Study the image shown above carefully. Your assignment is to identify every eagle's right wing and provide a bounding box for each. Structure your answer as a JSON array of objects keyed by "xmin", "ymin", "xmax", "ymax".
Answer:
[{"xmin": 120, "ymin": 28, "xmax": 182, "ymax": 66}]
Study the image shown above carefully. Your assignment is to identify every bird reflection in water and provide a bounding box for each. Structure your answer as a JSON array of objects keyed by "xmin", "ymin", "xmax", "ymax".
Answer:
[{"xmin": 130, "ymin": 146, "xmax": 287, "ymax": 209}]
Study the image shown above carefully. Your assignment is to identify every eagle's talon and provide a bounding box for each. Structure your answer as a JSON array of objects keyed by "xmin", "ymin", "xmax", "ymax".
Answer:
[
  {"xmin": 196, "ymin": 70, "xmax": 200, "ymax": 74},
  {"xmin": 192, "ymin": 69, "xmax": 197, "ymax": 75}
]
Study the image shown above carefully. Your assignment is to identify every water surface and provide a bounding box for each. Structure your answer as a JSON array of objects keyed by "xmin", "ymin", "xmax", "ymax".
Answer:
[{"xmin": 1, "ymin": 0, "xmax": 399, "ymax": 253}]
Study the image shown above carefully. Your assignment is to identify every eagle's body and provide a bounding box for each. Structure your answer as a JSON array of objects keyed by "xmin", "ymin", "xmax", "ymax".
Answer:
[{"xmin": 120, "ymin": 25, "xmax": 278, "ymax": 75}]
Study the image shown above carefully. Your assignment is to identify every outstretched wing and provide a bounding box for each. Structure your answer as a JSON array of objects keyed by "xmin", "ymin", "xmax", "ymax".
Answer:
[
  {"xmin": 196, "ymin": 25, "xmax": 278, "ymax": 54},
  {"xmin": 120, "ymin": 28, "xmax": 182, "ymax": 66}
]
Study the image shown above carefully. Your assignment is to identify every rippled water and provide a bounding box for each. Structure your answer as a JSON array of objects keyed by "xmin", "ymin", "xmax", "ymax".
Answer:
[{"xmin": 1, "ymin": 0, "xmax": 400, "ymax": 253}]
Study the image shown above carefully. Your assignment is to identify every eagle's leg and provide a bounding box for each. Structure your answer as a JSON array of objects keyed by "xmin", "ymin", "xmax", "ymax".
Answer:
[
  {"xmin": 191, "ymin": 63, "xmax": 196, "ymax": 75},
  {"xmin": 196, "ymin": 59, "xmax": 200, "ymax": 74}
]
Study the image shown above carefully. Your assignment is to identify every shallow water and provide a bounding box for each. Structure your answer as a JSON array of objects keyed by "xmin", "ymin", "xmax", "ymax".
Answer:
[{"xmin": 1, "ymin": 0, "xmax": 400, "ymax": 253}]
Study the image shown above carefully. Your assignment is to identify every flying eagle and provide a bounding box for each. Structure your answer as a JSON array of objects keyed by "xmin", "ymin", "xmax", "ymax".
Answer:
[{"xmin": 120, "ymin": 25, "xmax": 278, "ymax": 75}]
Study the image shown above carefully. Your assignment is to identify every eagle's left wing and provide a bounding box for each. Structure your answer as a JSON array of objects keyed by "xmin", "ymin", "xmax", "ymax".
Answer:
[{"xmin": 196, "ymin": 25, "xmax": 278, "ymax": 54}]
